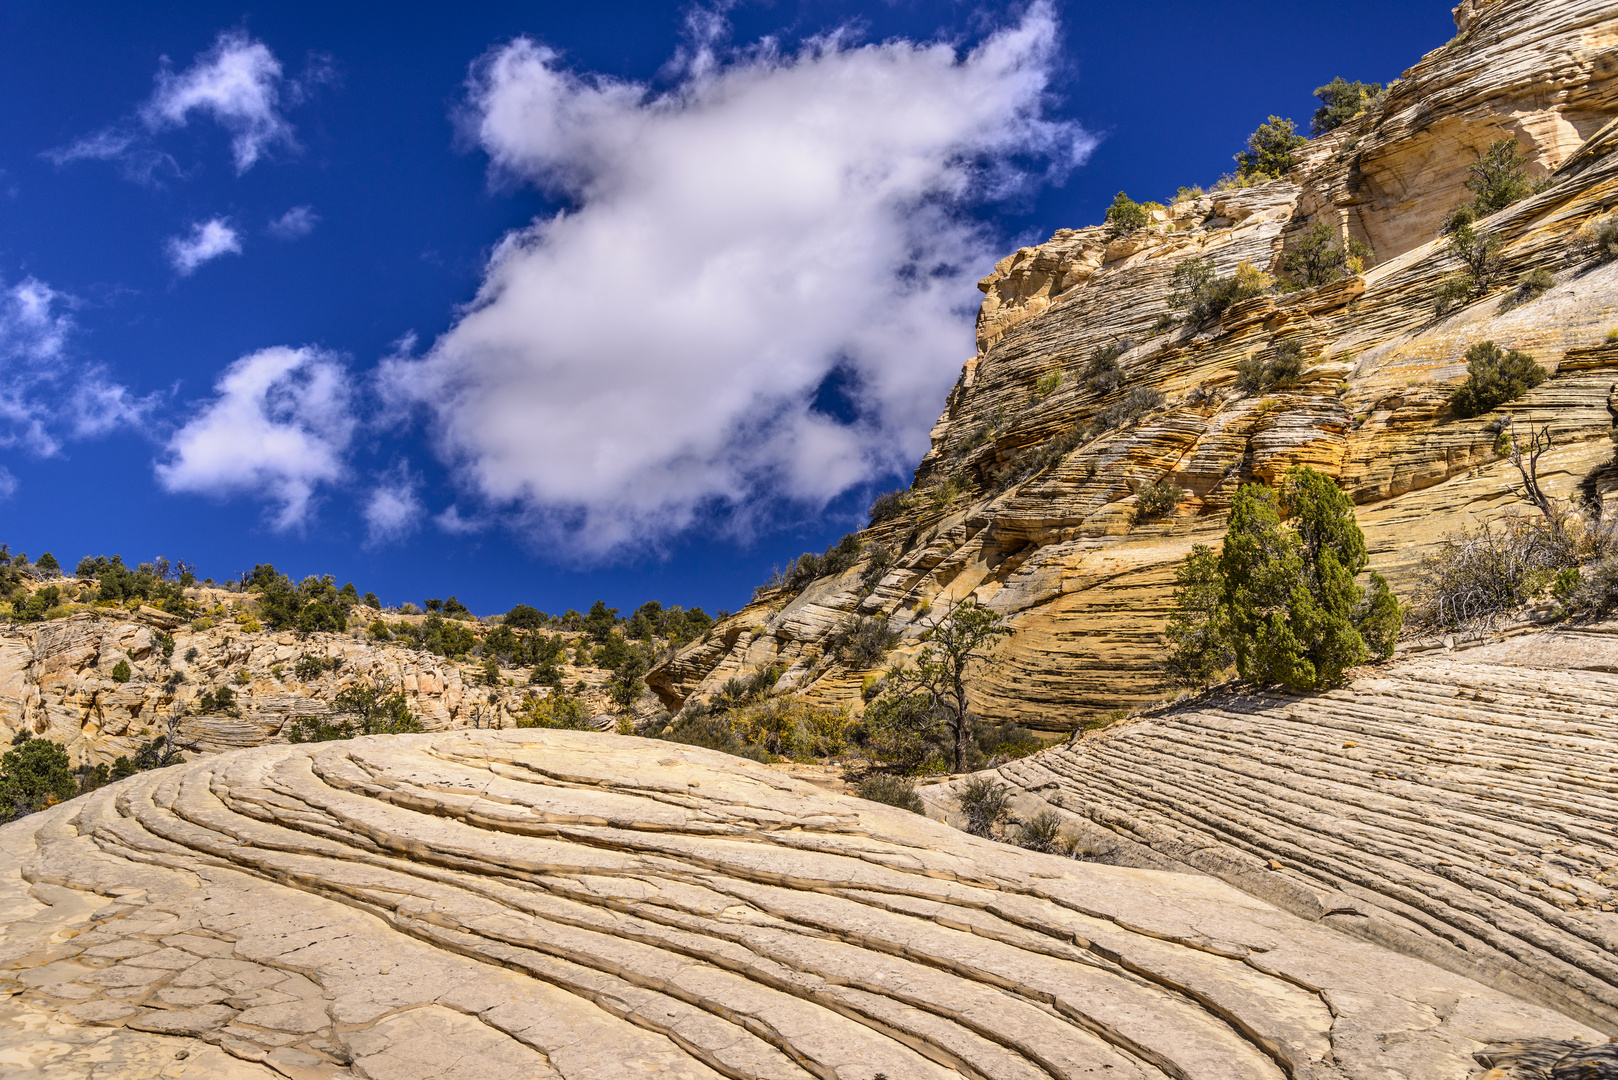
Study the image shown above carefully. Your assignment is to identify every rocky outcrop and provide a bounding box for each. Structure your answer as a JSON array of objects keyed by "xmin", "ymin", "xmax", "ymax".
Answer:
[
  {"xmin": 0, "ymin": 609, "xmax": 610, "ymax": 765},
  {"xmin": 926, "ymin": 628, "xmax": 1618, "ymax": 1036},
  {"xmin": 649, "ymin": 0, "xmax": 1618, "ymax": 731},
  {"xmin": 0, "ymin": 730, "xmax": 1607, "ymax": 1078}
]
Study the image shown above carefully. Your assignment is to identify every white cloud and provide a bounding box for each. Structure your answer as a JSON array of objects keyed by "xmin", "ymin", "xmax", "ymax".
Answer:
[
  {"xmin": 383, "ymin": 3, "xmax": 1092, "ymax": 556},
  {"xmin": 434, "ymin": 505, "xmax": 486, "ymax": 536},
  {"xmin": 142, "ymin": 31, "xmax": 295, "ymax": 173},
  {"xmin": 166, "ymin": 218, "xmax": 242, "ymax": 274},
  {"xmin": 0, "ymin": 277, "xmax": 149, "ymax": 459},
  {"xmin": 268, "ymin": 205, "xmax": 318, "ymax": 239},
  {"xmin": 156, "ymin": 346, "xmax": 354, "ymax": 529},
  {"xmin": 0, "ymin": 466, "xmax": 16, "ymax": 501},
  {"xmin": 363, "ymin": 461, "xmax": 424, "ymax": 546},
  {"xmin": 45, "ymin": 30, "xmax": 301, "ymax": 179}
]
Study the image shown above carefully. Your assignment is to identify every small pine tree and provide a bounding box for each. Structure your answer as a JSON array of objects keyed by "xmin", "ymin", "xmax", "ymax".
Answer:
[
  {"xmin": 110, "ymin": 659, "xmax": 132, "ymax": 683},
  {"xmin": 1311, "ymin": 78, "xmax": 1382, "ymax": 135},
  {"xmin": 1104, "ymin": 192, "xmax": 1150, "ymax": 237},
  {"xmin": 35, "ymin": 552, "xmax": 60, "ymax": 575},
  {"xmin": 1167, "ymin": 468, "xmax": 1400, "ymax": 692},
  {"xmin": 1235, "ymin": 116, "xmax": 1307, "ymax": 180},
  {"xmin": 0, "ymin": 735, "xmax": 77, "ymax": 821},
  {"xmin": 1466, "ymin": 138, "xmax": 1537, "ymax": 215}
]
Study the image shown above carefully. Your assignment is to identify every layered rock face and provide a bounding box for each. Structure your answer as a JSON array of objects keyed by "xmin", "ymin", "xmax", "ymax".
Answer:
[
  {"xmin": 0, "ymin": 610, "xmax": 570, "ymax": 765},
  {"xmin": 927, "ymin": 629, "xmax": 1618, "ymax": 1037},
  {"xmin": 0, "ymin": 730, "xmax": 1607, "ymax": 1079},
  {"xmin": 648, "ymin": 0, "xmax": 1618, "ymax": 730}
]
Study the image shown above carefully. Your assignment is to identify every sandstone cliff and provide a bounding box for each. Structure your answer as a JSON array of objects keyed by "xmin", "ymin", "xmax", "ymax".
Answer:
[
  {"xmin": 0, "ymin": 730, "xmax": 1605, "ymax": 1078},
  {"xmin": 0, "ymin": 599, "xmax": 618, "ymax": 766},
  {"xmin": 648, "ymin": 0, "xmax": 1618, "ymax": 731}
]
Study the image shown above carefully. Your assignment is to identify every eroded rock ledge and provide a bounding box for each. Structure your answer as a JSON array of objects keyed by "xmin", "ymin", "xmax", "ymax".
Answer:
[{"xmin": 0, "ymin": 731, "xmax": 1605, "ymax": 1079}]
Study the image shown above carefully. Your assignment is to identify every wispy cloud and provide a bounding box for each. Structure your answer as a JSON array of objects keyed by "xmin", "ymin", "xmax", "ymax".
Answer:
[
  {"xmin": 382, "ymin": 2, "xmax": 1092, "ymax": 557},
  {"xmin": 155, "ymin": 346, "xmax": 354, "ymax": 529},
  {"xmin": 0, "ymin": 276, "xmax": 151, "ymax": 465},
  {"xmin": 142, "ymin": 31, "xmax": 295, "ymax": 173},
  {"xmin": 166, "ymin": 218, "xmax": 242, "ymax": 274},
  {"xmin": 363, "ymin": 461, "xmax": 424, "ymax": 546},
  {"xmin": 45, "ymin": 30, "xmax": 317, "ymax": 180},
  {"xmin": 268, "ymin": 205, "xmax": 318, "ymax": 239}
]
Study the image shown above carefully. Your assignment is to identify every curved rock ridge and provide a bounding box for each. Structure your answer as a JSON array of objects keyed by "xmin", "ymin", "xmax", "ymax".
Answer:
[
  {"xmin": 929, "ymin": 631, "xmax": 1618, "ymax": 1035},
  {"xmin": 647, "ymin": 0, "xmax": 1618, "ymax": 730},
  {"xmin": 0, "ymin": 731, "xmax": 1602, "ymax": 1079}
]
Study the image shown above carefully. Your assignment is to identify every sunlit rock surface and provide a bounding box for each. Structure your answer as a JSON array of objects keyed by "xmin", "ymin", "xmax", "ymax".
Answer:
[
  {"xmin": 0, "ymin": 731, "xmax": 1604, "ymax": 1078},
  {"xmin": 927, "ymin": 629, "xmax": 1618, "ymax": 1037},
  {"xmin": 649, "ymin": 0, "xmax": 1618, "ymax": 731}
]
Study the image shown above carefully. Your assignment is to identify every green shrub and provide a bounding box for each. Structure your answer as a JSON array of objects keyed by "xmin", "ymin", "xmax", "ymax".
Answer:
[
  {"xmin": 957, "ymin": 776, "xmax": 1012, "ymax": 837},
  {"xmin": 1134, "ymin": 480, "xmax": 1185, "ymax": 523},
  {"xmin": 658, "ymin": 705, "xmax": 769, "ymax": 762},
  {"xmin": 1173, "ymin": 185, "xmax": 1204, "ymax": 203},
  {"xmin": 1169, "ymin": 258, "xmax": 1271, "ymax": 325},
  {"xmin": 1104, "ymin": 192, "xmax": 1150, "ymax": 237},
  {"xmin": 518, "ymin": 689, "xmax": 592, "ymax": 730},
  {"xmin": 34, "ymin": 552, "xmax": 59, "ymax": 575},
  {"xmin": 1236, "ymin": 341, "xmax": 1306, "ymax": 395},
  {"xmin": 110, "ymin": 659, "xmax": 132, "ymax": 683},
  {"xmin": 1311, "ymin": 77, "xmax": 1382, "ymax": 135},
  {"xmin": 1511, "ymin": 267, "xmax": 1555, "ymax": 304},
  {"xmin": 867, "ymin": 489, "xmax": 910, "ymax": 526},
  {"xmin": 1281, "ymin": 222, "xmax": 1371, "ymax": 287},
  {"xmin": 1234, "ymin": 116, "xmax": 1306, "ymax": 180},
  {"xmin": 1449, "ymin": 341, "xmax": 1546, "ymax": 418},
  {"xmin": 1088, "ymin": 386, "xmax": 1165, "ymax": 436},
  {"xmin": 1164, "ymin": 545, "xmax": 1234, "ymax": 687},
  {"xmin": 294, "ymin": 653, "xmax": 341, "ymax": 681},
  {"xmin": 827, "ymin": 616, "xmax": 901, "ymax": 669},
  {"xmin": 857, "ymin": 774, "xmax": 925, "ymax": 814},
  {"xmin": 1574, "ymin": 214, "xmax": 1618, "ymax": 263},
  {"xmin": 0, "ymin": 734, "xmax": 77, "ymax": 822},
  {"xmin": 1083, "ymin": 339, "xmax": 1131, "ymax": 394},
  {"xmin": 1434, "ymin": 272, "xmax": 1477, "ymax": 316},
  {"xmin": 1016, "ymin": 809, "xmax": 1069, "ymax": 854},
  {"xmin": 1466, "ymin": 138, "xmax": 1538, "ymax": 215},
  {"xmin": 287, "ymin": 678, "xmax": 420, "ymax": 740},
  {"xmin": 1033, "ymin": 369, "xmax": 1064, "ymax": 399},
  {"xmin": 1167, "ymin": 467, "xmax": 1401, "ymax": 691}
]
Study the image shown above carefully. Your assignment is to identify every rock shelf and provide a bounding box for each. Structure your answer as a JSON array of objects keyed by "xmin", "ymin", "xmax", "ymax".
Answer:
[
  {"xmin": 934, "ymin": 632, "xmax": 1618, "ymax": 1037},
  {"xmin": 0, "ymin": 731, "xmax": 1602, "ymax": 1078}
]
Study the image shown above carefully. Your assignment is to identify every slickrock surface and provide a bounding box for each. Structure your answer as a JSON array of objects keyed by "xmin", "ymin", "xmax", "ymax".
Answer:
[
  {"xmin": 928, "ymin": 630, "xmax": 1618, "ymax": 1036},
  {"xmin": 649, "ymin": 0, "xmax": 1618, "ymax": 730},
  {"xmin": 0, "ymin": 730, "xmax": 1606, "ymax": 1079}
]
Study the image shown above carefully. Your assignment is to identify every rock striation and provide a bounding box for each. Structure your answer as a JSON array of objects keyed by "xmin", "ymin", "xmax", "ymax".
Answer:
[
  {"xmin": 0, "ymin": 730, "xmax": 1607, "ymax": 1078},
  {"xmin": 926, "ymin": 629, "xmax": 1618, "ymax": 1036},
  {"xmin": 648, "ymin": 0, "xmax": 1618, "ymax": 730}
]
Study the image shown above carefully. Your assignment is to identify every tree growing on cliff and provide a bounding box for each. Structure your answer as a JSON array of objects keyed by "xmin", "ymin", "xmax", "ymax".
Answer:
[
  {"xmin": 1280, "ymin": 222, "xmax": 1371, "ymax": 287},
  {"xmin": 1311, "ymin": 78, "xmax": 1382, "ymax": 135},
  {"xmin": 866, "ymin": 600, "xmax": 1009, "ymax": 772},
  {"xmin": 1166, "ymin": 467, "xmax": 1400, "ymax": 690},
  {"xmin": 1104, "ymin": 192, "xmax": 1149, "ymax": 238},
  {"xmin": 1235, "ymin": 116, "xmax": 1307, "ymax": 180}
]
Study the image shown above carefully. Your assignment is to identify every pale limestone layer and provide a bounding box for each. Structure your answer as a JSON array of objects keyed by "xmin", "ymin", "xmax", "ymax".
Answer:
[
  {"xmin": 927, "ymin": 630, "xmax": 1618, "ymax": 1037},
  {"xmin": 649, "ymin": 0, "xmax": 1618, "ymax": 731},
  {"xmin": 0, "ymin": 731, "xmax": 1601, "ymax": 1079}
]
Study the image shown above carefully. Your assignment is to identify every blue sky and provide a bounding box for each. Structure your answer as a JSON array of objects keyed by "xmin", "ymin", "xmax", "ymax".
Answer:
[{"xmin": 0, "ymin": 0, "xmax": 1454, "ymax": 616}]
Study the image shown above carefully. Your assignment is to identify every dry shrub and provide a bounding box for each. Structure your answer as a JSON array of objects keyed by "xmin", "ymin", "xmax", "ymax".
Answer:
[
  {"xmin": 1411, "ymin": 511, "xmax": 1595, "ymax": 630},
  {"xmin": 728, "ymin": 696, "xmax": 850, "ymax": 759}
]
